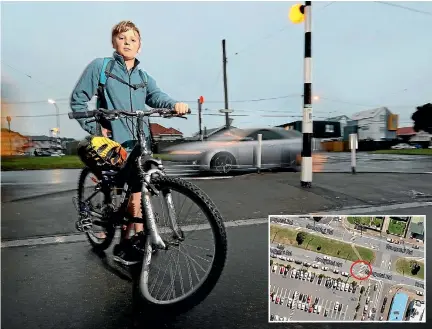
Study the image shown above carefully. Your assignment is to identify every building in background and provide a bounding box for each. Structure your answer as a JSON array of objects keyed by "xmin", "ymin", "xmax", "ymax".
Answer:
[
  {"xmin": 150, "ymin": 123, "xmax": 184, "ymax": 153},
  {"xmin": 150, "ymin": 123, "xmax": 183, "ymax": 141},
  {"xmin": 276, "ymin": 120, "xmax": 341, "ymax": 139},
  {"xmin": 409, "ymin": 216, "xmax": 425, "ymax": 241},
  {"xmin": 0, "ymin": 128, "xmax": 29, "ymax": 156},
  {"xmin": 327, "ymin": 115, "xmax": 350, "ymax": 139},
  {"xmin": 397, "ymin": 127, "xmax": 417, "ymax": 142},
  {"xmin": 348, "ymin": 107, "xmax": 398, "ymax": 141},
  {"xmin": 407, "ymin": 300, "xmax": 425, "ymax": 322}
]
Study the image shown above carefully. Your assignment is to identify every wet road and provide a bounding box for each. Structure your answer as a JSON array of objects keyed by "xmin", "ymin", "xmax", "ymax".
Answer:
[{"xmin": 2, "ymin": 152, "xmax": 431, "ymax": 203}]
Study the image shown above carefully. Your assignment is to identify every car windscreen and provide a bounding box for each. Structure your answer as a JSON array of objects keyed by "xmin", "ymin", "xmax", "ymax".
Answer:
[{"xmin": 207, "ymin": 129, "xmax": 247, "ymax": 141}]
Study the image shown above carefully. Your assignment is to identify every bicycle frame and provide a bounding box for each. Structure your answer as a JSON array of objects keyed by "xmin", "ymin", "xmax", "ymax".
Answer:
[{"xmin": 82, "ymin": 111, "xmax": 183, "ymax": 252}]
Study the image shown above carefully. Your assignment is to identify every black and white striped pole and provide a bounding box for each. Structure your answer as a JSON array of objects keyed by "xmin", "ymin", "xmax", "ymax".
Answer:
[{"xmin": 289, "ymin": 1, "xmax": 313, "ymax": 188}]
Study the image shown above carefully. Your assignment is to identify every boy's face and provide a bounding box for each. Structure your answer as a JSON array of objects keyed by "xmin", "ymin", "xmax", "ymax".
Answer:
[{"xmin": 112, "ymin": 29, "xmax": 140, "ymax": 60}]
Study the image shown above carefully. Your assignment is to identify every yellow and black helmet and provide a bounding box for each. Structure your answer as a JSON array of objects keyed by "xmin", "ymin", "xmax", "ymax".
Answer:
[{"xmin": 78, "ymin": 136, "xmax": 128, "ymax": 170}]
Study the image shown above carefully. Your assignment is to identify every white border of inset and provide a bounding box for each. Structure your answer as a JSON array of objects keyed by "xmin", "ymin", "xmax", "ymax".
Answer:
[{"xmin": 268, "ymin": 214, "xmax": 426, "ymax": 323}]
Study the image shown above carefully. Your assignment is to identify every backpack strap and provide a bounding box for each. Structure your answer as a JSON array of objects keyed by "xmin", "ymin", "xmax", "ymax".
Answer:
[{"xmin": 99, "ymin": 57, "xmax": 113, "ymax": 86}]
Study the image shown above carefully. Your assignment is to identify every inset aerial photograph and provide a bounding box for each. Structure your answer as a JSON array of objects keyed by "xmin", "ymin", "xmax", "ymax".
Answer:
[{"xmin": 269, "ymin": 215, "xmax": 425, "ymax": 322}]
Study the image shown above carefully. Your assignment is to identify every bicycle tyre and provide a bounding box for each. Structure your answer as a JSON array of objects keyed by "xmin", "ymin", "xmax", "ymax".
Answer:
[
  {"xmin": 133, "ymin": 175, "xmax": 227, "ymax": 314},
  {"xmin": 77, "ymin": 166, "xmax": 116, "ymax": 252}
]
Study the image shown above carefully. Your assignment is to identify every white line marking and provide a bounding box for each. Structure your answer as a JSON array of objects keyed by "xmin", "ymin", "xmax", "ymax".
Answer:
[
  {"xmin": 1, "ymin": 217, "xmax": 268, "ymax": 248},
  {"xmin": 311, "ymin": 201, "xmax": 432, "ymax": 215},
  {"xmin": 343, "ymin": 305, "xmax": 349, "ymax": 320},
  {"xmin": 185, "ymin": 176, "xmax": 233, "ymax": 180}
]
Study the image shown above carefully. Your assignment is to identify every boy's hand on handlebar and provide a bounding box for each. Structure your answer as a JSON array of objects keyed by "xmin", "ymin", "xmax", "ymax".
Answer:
[
  {"xmin": 102, "ymin": 128, "xmax": 111, "ymax": 137},
  {"xmin": 174, "ymin": 102, "xmax": 189, "ymax": 115}
]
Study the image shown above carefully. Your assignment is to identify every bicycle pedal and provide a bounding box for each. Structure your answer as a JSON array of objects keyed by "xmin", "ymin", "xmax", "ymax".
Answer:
[{"xmin": 76, "ymin": 218, "xmax": 92, "ymax": 232}]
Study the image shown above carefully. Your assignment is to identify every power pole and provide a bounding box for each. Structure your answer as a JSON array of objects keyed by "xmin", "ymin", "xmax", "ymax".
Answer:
[{"xmin": 222, "ymin": 39, "xmax": 230, "ymax": 129}]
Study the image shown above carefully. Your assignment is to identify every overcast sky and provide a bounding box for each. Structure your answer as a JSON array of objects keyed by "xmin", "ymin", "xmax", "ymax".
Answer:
[{"xmin": 1, "ymin": 0, "xmax": 431, "ymax": 139}]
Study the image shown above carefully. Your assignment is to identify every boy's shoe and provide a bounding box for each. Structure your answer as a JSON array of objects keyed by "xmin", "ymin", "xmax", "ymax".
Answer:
[
  {"xmin": 130, "ymin": 231, "xmax": 159, "ymax": 255},
  {"xmin": 112, "ymin": 240, "xmax": 141, "ymax": 266}
]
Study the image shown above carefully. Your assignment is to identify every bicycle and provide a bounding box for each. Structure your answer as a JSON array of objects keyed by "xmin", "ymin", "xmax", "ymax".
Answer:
[{"xmin": 68, "ymin": 108, "xmax": 227, "ymax": 314}]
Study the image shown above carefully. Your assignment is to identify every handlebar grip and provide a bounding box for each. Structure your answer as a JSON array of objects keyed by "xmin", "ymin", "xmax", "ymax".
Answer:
[{"xmin": 68, "ymin": 111, "xmax": 96, "ymax": 119}]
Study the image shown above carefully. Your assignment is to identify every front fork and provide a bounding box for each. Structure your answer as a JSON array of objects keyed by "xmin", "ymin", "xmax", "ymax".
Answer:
[
  {"xmin": 141, "ymin": 169, "xmax": 184, "ymax": 250},
  {"xmin": 140, "ymin": 167, "xmax": 183, "ymax": 277}
]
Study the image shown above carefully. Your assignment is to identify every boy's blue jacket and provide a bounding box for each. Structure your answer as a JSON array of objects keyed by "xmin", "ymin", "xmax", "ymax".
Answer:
[{"xmin": 70, "ymin": 51, "xmax": 177, "ymax": 147}]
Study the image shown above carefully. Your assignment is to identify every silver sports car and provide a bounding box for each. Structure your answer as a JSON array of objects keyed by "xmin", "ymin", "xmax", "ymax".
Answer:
[{"xmin": 161, "ymin": 127, "xmax": 303, "ymax": 174}]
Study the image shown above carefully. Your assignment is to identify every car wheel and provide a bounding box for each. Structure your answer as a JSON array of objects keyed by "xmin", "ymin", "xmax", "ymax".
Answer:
[{"xmin": 210, "ymin": 152, "xmax": 236, "ymax": 174}]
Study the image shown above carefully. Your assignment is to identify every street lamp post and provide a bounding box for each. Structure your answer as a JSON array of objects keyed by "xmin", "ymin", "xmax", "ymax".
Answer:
[
  {"xmin": 289, "ymin": 2, "xmax": 313, "ymax": 188},
  {"xmin": 48, "ymin": 99, "xmax": 60, "ymax": 137}
]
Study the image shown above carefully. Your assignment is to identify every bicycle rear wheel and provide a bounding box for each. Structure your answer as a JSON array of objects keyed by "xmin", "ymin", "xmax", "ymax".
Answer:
[
  {"xmin": 77, "ymin": 167, "xmax": 116, "ymax": 252},
  {"xmin": 133, "ymin": 176, "xmax": 227, "ymax": 314}
]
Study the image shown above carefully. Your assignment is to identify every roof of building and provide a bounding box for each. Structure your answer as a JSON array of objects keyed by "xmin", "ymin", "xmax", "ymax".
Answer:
[
  {"xmin": 411, "ymin": 216, "xmax": 424, "ymax": 224},
  {"xmin": 150, "ymin": 123, "xmax": 182, "ymax": 136},
  {"xmin": 397, "ymin": 127, "xmax": 416, "ymax": 136},
  {"xmin": 410, "ymin": 222, "xmax": 424, "ymax": 235},
  {"xmin": 277, "ymin": 120, "xmax": 340, "ymax": 127},
  {"xmin": 327, "ymin": 115, "xmax": 350, "ymax": 121},
  {"xmin": 351, "ymin": 107, "xmax": 388, "ymax": 121},
  {"xmin": 388, "ymin": 292, "xmax": 409, "ymax": 321}
]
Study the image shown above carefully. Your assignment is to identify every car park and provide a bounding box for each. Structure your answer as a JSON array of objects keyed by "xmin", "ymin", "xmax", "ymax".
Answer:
[{"xmin": 270, "ymin": 258, "xmax": 360, "ymax": 321}]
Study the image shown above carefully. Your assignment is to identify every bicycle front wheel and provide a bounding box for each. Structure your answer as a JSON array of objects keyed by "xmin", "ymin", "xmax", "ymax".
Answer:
[{"xmin": 133, "ymin": 176, "xmax": 227, "ymax": 314}]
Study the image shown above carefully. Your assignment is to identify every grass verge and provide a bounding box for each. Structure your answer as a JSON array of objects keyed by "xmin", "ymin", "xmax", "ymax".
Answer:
[
  {"xmin": 395, "ymin": 258, "xmax": 424, "ymax": 280},
  {"xmin": 1, "ymin": 154, "xmax": 168, "ymax": 170},
  {"xmin": 371, "ymin": 149, "xmax": 432, "ymax": 156},
  {"xmin": 270, "ymin": 224, "xmax": 375, "ymax": 263}
]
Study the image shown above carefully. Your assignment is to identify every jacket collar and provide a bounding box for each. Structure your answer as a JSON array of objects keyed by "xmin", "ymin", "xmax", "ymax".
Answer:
[{"xmin": 113, "ymin": 51, "xmax": 140, "ymax": 71}]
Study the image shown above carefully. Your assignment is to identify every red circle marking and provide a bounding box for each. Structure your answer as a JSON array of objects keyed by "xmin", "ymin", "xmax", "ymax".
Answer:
[{"xmin": 350, "ymin": 260, "xmax": 372, "ymax": 281}]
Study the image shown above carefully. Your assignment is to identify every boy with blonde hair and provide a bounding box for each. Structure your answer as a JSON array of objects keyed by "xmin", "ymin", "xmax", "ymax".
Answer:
[{"xmin": 71, "ymin": 20, "xmax": 189, "ymax": 265}]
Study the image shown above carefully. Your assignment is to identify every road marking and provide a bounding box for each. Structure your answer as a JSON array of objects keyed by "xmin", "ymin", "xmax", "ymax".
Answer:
[
  {"xmin": 324, "ymin": 299, "xmax": 329, "ymax": 313},
  {"xmin": 185, "ymin": 176, "xmax": 234, "ymax": 180},
  {"xmin": 343, "ymin": 305, "xmax": 349, "ymax": 320},
  {"xmin": 1, "ymin": 218, "xmax": 268, "ymax": 248},
  {"xmin": 328, "ymin": 301, "xmax": 334, "ymax": 319},
  {"xmin": 311, "ymin": 201, "xmax": 432, "ymax": 215}
]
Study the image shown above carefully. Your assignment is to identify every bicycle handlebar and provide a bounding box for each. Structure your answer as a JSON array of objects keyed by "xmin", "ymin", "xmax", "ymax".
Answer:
[{"xmin": 68, "ymin": 108, "xmax": 191, "ymax": 120}]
